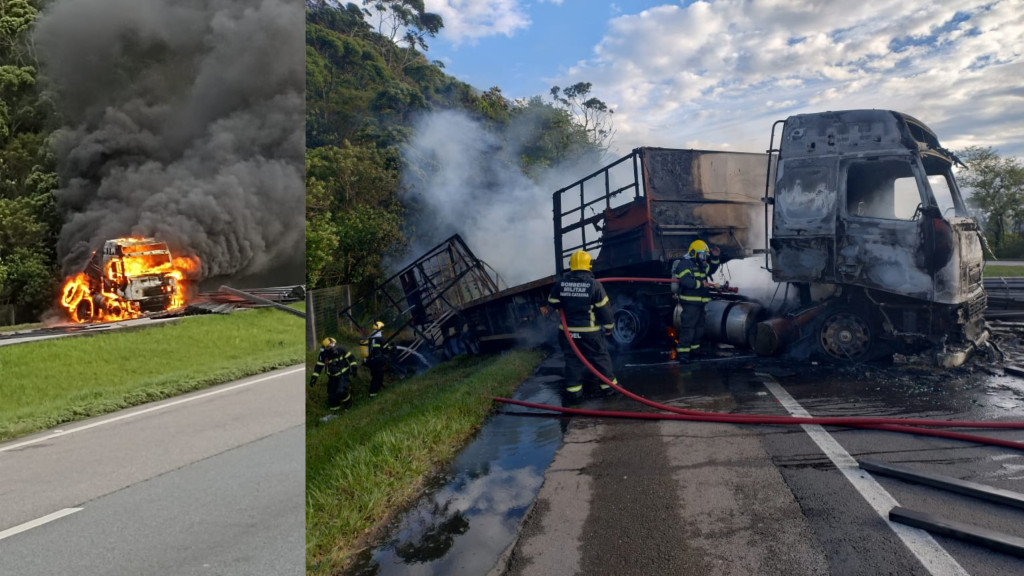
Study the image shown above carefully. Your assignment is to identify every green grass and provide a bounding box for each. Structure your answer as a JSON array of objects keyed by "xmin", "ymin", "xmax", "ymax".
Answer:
[
  {"xmin": 0, "ymin": 321, "xmax": 44, "ymax": 333},
  {"xmin": 984, "ymin": 265, "xmax": 1024, "ymax": 278},
  {"xmin": 0, "ymin": 306, "xmax": 304, "ymax": 441},
  {"xmin": 305, "ymin": 348, "xmax": 545, "ymax": 574}
]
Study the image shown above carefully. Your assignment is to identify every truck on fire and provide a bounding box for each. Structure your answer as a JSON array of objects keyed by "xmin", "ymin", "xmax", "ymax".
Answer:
[
  {"xmin": 335, "ymin": 109, "xmax": 988, "ymax": 368},
  {"xmin": 60, "ymin": 237, "xmax": 190, "ymax": 323}
]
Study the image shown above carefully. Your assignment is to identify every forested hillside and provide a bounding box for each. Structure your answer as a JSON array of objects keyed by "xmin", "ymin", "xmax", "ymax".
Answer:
[
  {"xmin": 0, "ymin": 0, "xmax": 61, "ymax": 324},
  {"xmin": 305, "ymin": 0, "xmax": 611, "ymax": 295}
]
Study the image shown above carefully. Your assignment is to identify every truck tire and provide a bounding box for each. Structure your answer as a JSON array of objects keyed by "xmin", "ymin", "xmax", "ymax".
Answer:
[
  {"xmin": 817, "ymin": 306, "xmax": 874, "ymax": 362},
  {"xmin": 612, "ymin": 305, "xmax": 648, "ymax": 348}
]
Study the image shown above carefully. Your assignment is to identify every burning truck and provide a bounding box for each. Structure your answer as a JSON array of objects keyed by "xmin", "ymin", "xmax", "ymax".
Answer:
[
  {"xmin": 60, "ymin": 237, "xmax": 198, "ymax": 323},
  {"xmin": 332, "ymin": 109, "xmax": 989, "ymax": 368}
]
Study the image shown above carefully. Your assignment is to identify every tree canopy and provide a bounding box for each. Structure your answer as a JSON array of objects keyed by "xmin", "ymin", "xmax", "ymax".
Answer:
[
  {"xmin": 956, "ymin": 146, "xmax": 1024, "ymax": 253},
  {"xmin": 0, "ymin": 0, "xmax": 60, "ymax": 324}
]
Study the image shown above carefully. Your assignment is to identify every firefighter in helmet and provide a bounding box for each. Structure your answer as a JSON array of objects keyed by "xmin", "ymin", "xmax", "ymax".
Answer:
[
  {"xmin": 364, "ymin": 320, "xmax": 393, "ymax": 397},
  {"xmin": 672, "ymin": 239, "xmax": 721, "ymax": 363},
  {"xmin": 310, "ymin": 337, "xmax": 359, "ymax": 413},
  {"xmin": 547, "ymin": 249, "xmax": 618, "ymax": 404}
]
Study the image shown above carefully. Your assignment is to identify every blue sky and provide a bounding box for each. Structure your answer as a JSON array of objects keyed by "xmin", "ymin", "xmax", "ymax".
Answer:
[{"xmin": 421, "ymin": 0, "xmax": 1024, "ymax": 158}]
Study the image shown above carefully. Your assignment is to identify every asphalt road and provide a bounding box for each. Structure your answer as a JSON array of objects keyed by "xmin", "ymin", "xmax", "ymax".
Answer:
[
  {"xmin": 502, "ymin": 356, "xmax": 1024, "ymax": 576},
  {"xmin": 0, "ymin": 366, "xmax": 305, "ymax": 575}
]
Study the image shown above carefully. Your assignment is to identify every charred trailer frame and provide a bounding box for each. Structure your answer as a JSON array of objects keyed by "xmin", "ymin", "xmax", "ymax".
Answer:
[
  {"xmin": 335, "ymin": 234, "xmax": 505, "ymax": 363},
  {"xmin": 552, "ymin": 147, "xmax": 769, "ymax": 348},
  {"xmin": 765, "ymin": 110, "xmax": 987, "ymax": 364}
]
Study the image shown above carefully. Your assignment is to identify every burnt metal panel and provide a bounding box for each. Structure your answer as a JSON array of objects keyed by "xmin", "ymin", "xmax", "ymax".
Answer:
[
  {"xmin": 781, "ymin": 109, "xmax": 907, "ymax": 157},
  {"xmin": 770, "ymin": 237, "xmax": 832, "ymax": 282}
]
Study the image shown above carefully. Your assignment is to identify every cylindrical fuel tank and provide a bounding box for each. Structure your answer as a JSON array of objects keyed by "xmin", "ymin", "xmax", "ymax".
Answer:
[{"xmin": 702, "ymin": 300, "xmax": 765, "ymax": 348}]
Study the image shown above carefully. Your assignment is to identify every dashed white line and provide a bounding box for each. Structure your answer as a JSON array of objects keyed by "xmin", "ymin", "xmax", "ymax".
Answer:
[
  {"xmin": 0, "ymin": 366, "xmax": 303, "ymax": 454},
  {"xmin": 0, "ymin": 508, "xmax": 83, "ymax": 541},
  {"xmin": 760, "ymin": 375, "xmax": 970, "ymax": 576}
]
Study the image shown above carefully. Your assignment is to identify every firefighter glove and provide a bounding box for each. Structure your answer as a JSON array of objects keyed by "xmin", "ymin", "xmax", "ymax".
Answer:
[{"xmin": 308, "ymin": 376, "xmax": 317, "ymax": 388}]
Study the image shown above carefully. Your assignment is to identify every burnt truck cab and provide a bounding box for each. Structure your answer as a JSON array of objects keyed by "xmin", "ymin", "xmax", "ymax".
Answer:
[
  {"xmin": 769, "ymin": 109, "xmax": 987, "ymax": 364},
  {"xmin": 74, "ymin": 238, "xmax": 181, "ymax": 321}
]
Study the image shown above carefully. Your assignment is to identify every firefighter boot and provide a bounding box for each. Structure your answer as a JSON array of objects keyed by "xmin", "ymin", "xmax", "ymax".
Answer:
[{"xmin": 562, "ymin": 386, "xmax": 584, "ymax": 406}]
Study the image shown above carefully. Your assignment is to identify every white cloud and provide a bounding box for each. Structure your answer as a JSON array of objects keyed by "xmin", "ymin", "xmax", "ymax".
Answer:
[
  {"xmin": 425, "ymin": 0, "xmax": 531, "ymax": 45},
  {"xmin": 558, "ymin": 0, "xmax": 1024, "ymax": 157}
]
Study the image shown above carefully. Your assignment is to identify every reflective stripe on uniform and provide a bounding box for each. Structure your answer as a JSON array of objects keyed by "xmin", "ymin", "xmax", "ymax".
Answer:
[
  {"xmin": 594, "ymin": 295, "xmax": 609, "ymax": 308},
  {"xmin": 566, "ymin": 384, "xmax": 583, "ymax": 393},
  {"xmin": 566, "ymin": 325, "xmax": 602, "ymax": 333},
  {"xmin": 679, "ymin": 295, "xmax": 703, "ymax": 302},
  {"xmin": 676, "ymin": 346, "xmax": 691, "ymax": 353},
  {"xmin": 548, "ymin": 296, "xmax": 560, "ymax": 304}
]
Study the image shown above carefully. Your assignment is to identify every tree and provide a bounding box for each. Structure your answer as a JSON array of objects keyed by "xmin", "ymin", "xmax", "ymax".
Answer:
[
  {"xmin": 956, "ymin": 146, "xmax": 1024, "ymax": 249},
  {"xmin": 0, "ymin": 0, "xmax": 60, "ymax": 323},
  {"xmin": 305, "ymin": 143, "xmax": 405, "ymax": 290},
  {"xmin": 361, "ymin": 0, "xmax": 443, "ymax": 71},
  {"xmin": 550, "ymin": 82, "xmax": 615, "ymax": 152}
]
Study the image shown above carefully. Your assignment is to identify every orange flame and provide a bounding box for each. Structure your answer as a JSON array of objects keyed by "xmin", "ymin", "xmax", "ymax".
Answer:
[{"xmin": 58, "ymin": 238, "xmax": 199, "ymax": 323}]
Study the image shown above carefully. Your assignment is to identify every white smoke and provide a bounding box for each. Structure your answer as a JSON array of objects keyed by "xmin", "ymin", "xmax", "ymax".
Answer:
[{"xmin": 401, "ymin": 110, "xmax": 603, "ymax": 285}]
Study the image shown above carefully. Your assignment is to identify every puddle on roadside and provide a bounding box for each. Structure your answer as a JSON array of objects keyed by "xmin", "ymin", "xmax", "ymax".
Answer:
[{"xmin": 346, "ymin": 364, "xmax": 566, "ymax": 576}]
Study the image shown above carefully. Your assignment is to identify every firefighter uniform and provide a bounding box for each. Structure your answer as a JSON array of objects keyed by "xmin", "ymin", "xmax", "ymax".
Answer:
[
  {"xmin": 547, "ymin": 256, "xmax": 618, "ymax": 402},
  {"xmin": 364, "ymin": 323, "xmax": 393, "ymax": 397},
  {"xmin": 310, "ymin": 339, "xmax": 358, "ymax": 410},
  {"xmin": 673, "ymin": 243, "xmax": 720, "ymax": 362}
]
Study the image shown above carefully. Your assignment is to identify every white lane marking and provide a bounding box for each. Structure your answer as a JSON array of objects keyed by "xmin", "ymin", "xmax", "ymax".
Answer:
[
  {"xmin": 0, "ymin": 366, "xmax": 303, "ymax": 454},
  {"xmin": 0, "ymin": 508, "xmax": 83, "ymax": 541},
  {"xmin": 761, "ymin": 377, "xmax": 970, "ymax": 576}
]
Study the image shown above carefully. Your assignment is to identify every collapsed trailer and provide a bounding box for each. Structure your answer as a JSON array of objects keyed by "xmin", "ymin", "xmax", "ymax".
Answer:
[{"xmin": 349, "ymin": 109, "xmax": 988, "ymax": 367}]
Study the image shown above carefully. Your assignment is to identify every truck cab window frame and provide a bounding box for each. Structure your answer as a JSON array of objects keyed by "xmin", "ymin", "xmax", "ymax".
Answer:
[{"xmin": 842, "ymin": 156, "xmax": 926, "ymax": 222}]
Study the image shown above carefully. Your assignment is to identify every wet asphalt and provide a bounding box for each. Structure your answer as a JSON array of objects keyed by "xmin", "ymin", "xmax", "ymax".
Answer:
[{"xmin": 349, "ymin": 348, "xmax": 1024, "ymax": 576}]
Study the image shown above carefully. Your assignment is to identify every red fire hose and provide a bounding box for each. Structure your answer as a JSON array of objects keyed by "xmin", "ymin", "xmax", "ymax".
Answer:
[{"xmin": 489, "ymin": 283, "xmax": 1024, "ymax": 451}]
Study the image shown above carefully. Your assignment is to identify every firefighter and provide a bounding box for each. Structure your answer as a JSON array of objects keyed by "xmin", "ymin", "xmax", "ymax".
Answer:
[
  {"xmin": 309, "ymin": 337, "xmax": 358, "ymax": 413},
  {"xmin": 672, "ymin": 239, "xmax": 721, "ymax": 363},
  {"xmin": 364, "ymin": 320, "xmax": 393, "ymax": 397},
  {"xmin": 547, "ymin": 249, "xmax": 618, "ymax": 404}
]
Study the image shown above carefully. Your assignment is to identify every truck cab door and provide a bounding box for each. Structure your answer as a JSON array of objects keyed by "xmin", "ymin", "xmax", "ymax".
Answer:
[
  {"xmin": 770, "ymin": 157, "xmax": 837, "ymax": 282},
  {"xmin": 836, "ymin": 155, "xmax": 933, "ymax": 301}
]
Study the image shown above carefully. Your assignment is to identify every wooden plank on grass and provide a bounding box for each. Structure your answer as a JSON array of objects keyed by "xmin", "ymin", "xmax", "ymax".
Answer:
[
  {"xmin": 860, "ymin": 459, "xmax": 1024, "ymax": 509},
  {"xmin": 889, "ymin": 507, "xmax": 1024, "ymax": 558}
]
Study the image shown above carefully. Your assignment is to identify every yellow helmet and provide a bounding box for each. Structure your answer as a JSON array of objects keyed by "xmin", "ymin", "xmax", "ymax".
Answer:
[
  {"xmin": 688, "ymin": 239, "xmax": 709, "ymax": 258},
  {"xmin": 321, "ymin": 337, "xmax": 336, "ymax": 348},
  {"xmin": 569, "ymin": 250, "xmax": 592, "ymax": 271},
  {"xmin": 373, "ymin": 320, "xmax": 385, "ymax": 330}
]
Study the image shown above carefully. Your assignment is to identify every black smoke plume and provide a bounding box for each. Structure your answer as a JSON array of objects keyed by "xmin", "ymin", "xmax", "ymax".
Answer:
[{"xmin": 34, "ymin": 0, "xmax": 305, "ymax": 283}]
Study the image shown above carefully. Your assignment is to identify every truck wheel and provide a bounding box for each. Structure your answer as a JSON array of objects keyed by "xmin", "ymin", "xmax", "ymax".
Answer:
[
  {"xmin": 75, "ymin": 299, "xmax": 95, "ymax": 323},
  {"xmin": 817, "ymin": 307, "xmax": 873, "ymax": 361},
  {"xmin": 612, "ymin": 306, "xmax": 648, "ymax": 348}
]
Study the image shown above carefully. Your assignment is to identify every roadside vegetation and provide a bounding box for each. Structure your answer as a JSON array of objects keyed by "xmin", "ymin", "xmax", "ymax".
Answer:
[
  {"xmin": 0, "ymin": 306, "xmax": 304, "ymax": 441},
  {"xmin": 985, "ymin": 265, "xmax": 1024, "ymax": 278},
  {"xmin": 305, "ymin": 347, "xmax": 545, "ymax": 574},
  {"xmin": 0, "ymin": 321, "xmax": 44, "ymax": 333}
]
